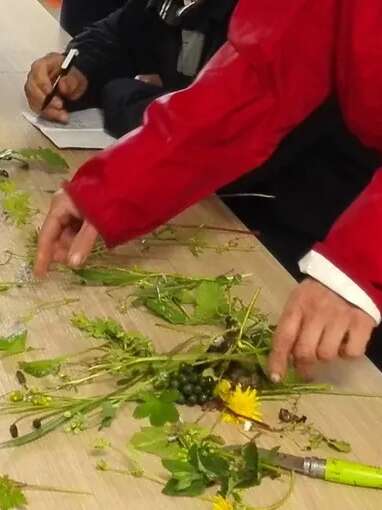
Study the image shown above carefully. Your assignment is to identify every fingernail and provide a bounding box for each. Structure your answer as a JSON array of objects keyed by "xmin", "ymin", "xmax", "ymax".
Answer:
[
  {"xmin": 70, "ymin": 254, "xmax": 82, "ymax": 267},
  {"xmin": 270, "ymin": 373, "xmax": 281, "ymax": 384}
]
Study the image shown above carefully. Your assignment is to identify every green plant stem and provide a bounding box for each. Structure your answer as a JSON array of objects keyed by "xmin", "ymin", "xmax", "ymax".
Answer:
[
  {"xmin": 0, "ymin": 378, "xmax": 153, "ymax": 448},
  {"xmin": 166, "ymin": 223, "xmax": 258, "ymax": 237},
  {"xmin": 102, "ymin": 467, "xmax": 165, "ymax": 487},
  {"xmin": 140, "ymin": 238, "xmax": 255, "ymax": 254},
  {"xmin": 242, "ymin": 471, "xmax": 294, "ymax": 510},
  {"xmin": 59, "ymin": 371, "xmax": 108, "ymax": 388},
  {"xmin": 237, "ymin": 289, "xmax": 261, "ymax": 344},
  {"xmin": 305, "ymin": 389, "xmax": 382, "ymax": 398},
  {"xmin": 21, "ymin": 298, "xmax": 80, "ymax": 323},
  {"xmin": 20, "ymin": 482, "xmax": 91, "ymax": 496}
]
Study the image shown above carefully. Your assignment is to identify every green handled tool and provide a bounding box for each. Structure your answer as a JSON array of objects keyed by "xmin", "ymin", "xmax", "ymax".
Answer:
[{"xmin": 259, "ymin": 449, "xmax": 382, "ymax": 489}]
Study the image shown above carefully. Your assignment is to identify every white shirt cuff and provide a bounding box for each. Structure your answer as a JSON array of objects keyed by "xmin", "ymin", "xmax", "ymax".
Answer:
[{"xmin": 298, "ymin": 250, "xmax": 381, "ymax": 325}]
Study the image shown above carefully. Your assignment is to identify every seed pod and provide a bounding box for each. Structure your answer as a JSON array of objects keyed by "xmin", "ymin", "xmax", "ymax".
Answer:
[
  {"xmin": 32, "ymin": 418, "xmax": 42, "ymax": 429},
  {"xmin": 279, "ymin": 408, "xmax": 292, "ymax": 423},
  {"xmin": 16, "ymin": 370, "xmax": 26, "ymax": 386},
  {"xmin": 9, "ymin": 423, "xmax": 19, "ymax": 438}
]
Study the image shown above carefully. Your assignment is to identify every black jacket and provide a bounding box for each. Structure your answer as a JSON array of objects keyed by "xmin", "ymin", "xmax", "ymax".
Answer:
[
  {"xmin": 67, "ymin": 0, "xmax": 237, "ymax": 137},
  {"xmin": 60, "ymin": 0, "xmax": 126, "ymax": 37}
]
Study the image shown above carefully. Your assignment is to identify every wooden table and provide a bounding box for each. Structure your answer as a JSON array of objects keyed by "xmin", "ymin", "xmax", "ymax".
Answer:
[{"xmin": 0, "ymin": 1, "xmax": 381, "ymax": 509}]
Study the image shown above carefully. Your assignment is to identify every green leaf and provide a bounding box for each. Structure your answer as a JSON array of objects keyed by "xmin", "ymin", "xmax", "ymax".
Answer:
[
  {"xmin": 173, "ymin": 288, "xmax": 195, "ymax": 304},
  {"xmin": 71, "ymin": 312, "xmax": 123, "ymax": 339},
  {"xmin": 99, "ymin": 401, "xmax": 118, "ymax": 429},
  {"xmin": 243, "ymin": 442, "xmax": 259, "ymax": 473},
  {"xmin": 162, "ymin": 452, "xmax": 207, "ymax": 495},
  {"xmin": 192, "ymin": 281, "xmax": 229, "ymax": 323},
  {"xmin": 130, "ymin": 426, "xmax": 183, "ymax": 459},
  {"xmin": 73, "ymin": 267, "xmax": 145, "ymax": 286},
  {"xmin": 0, "ymin": 180, "xmax": 16, "ymax": 194},
  {"xmin": 19, "ymin": 357, "xmax": 62, "ymax": 378},
  {"xmin": 162, "ymin": 478, "xmax": 206, "ymax": 497},
  {"xmin": 71, "ymin": 312, "xmax": 153, "ymax": 354},
  {"xmin": 326, "ymin": 438, "xmax": 351, "ymax": 453},
  {"xmin": 0, "ymin": 475, "xmax": 27, "ymax": 510},
  {"xmin": 144, "ymin": 297, "xmax": 188, "ymax": 325},
  {"xmin": 198, "ymin": 450, "xmax": 229, "ymax": 478},
  {"xmin": 225, "ymin": 443, "xmax": 260, "ymax": 495},
  {"xmin": 17, "ymin": 148, "xmax": 68, "ymax": 172},
  {"xmin": 2, "ymin": 191, "xmax": 32, "ymax": 226},
  {"xmin": 133, "ymin": 390, "xmax": 179, "ymax": 426},
  {"xmin": 162, "ymin": 459, "xmax": 196, "ymax": 475},
  {"xmin": 0, "ymin": 331, "xmax": 27, "ymax": 355}
]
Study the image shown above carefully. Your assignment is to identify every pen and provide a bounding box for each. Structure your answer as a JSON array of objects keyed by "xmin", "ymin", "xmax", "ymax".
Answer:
[{"xmin": 41, "ymin": 48, "xmax": 79, "ymax": 111}]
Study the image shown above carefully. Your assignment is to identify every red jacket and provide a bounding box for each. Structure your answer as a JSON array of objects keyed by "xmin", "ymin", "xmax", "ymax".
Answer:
[{"xmin": 67, "ymin": 0, "xmax": 382, "ymax": 313}]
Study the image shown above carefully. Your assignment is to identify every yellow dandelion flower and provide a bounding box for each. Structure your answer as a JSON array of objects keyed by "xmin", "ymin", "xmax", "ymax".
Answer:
[
  {"xmin": 225, "ymin": 384, "xmax": 262, "ymax": 422},
  {"xmin": 212, "ymin": 495, "xmax": 234, "ymax": 510},
  {"xmin": 214, "ymin": 379, "xmax": 232, "ymax": 399},
  {"xmin": 221, "ymin": 411, "xmax": 241, "ymax": 424}
]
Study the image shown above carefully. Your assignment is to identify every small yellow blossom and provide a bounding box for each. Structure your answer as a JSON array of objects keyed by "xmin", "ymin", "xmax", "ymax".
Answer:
[
  {"xmin": 214, "ymin": 379, "xmax": 232, "ymax": 399},
  {"xmin": 221, "ymin": 411, "xmax": 241, "ymax": 425},
  {"xmin": 212, "ymin": 495, "xmax": 234, "ymax": 510},
  {"xmin": 224, "ymin": 384, "xmax": 262, "ymax": 423}
]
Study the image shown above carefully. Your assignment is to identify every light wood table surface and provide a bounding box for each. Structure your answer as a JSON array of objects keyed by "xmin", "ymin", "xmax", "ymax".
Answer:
[{"xmin": 0, "ymin": 1, "xmax": 381, "ymax": 509}]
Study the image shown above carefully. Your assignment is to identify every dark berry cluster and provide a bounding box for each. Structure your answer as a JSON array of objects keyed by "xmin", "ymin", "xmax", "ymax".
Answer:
[{"xmin": 162, "ymin": 363, "xmax": 215, "ymax": 406}]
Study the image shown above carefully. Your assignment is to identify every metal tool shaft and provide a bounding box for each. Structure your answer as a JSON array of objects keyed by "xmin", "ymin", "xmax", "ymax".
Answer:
[{"xmin": 303, "ymin": 457, "xmax": 327, "ymax": 479}]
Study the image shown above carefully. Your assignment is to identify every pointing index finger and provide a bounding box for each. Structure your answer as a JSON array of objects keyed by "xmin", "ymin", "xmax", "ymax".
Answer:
[
  {"xmin": 33, "ymin": 212, "xmax": 64, "ymax": 278},
  {"xmin": 268, "ymin": 306, "xmax": 303, "ymax": 382}
]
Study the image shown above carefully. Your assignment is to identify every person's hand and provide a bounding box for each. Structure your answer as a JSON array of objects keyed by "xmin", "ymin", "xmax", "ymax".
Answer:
[
  {"xmin": 34, "ymin": 188, "xmax": 98, "ymax": 278},
  {"xmin": 268, "ymin": 278, "xmax": 376, "ymax": 381},
  {"xmin": 25, "ymin": 52, "xmax": 88, "ymax": 123},
  {"xmin": 135, "ymin": 74, "xmax": 163, "ymax": 87}
]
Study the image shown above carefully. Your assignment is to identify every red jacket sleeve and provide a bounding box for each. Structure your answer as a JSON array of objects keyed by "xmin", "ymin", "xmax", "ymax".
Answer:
[
  {"xmin": 311, "ymin": 0, "xmax": 382, "ymax": 313},
  {"xmin": 313, "ymin": 169, "xmax": 382, "ymax": 312},
  {"xmin": 336, "ymin": 0, "xmax": 382, "ymax": 151},
  {"xmin": 66, "ymin": 0, "xmax": 335, "ymax": 247}
]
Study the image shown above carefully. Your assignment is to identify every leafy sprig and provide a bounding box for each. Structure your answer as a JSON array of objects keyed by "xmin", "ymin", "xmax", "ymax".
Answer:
[
  {"xmin": 133, "ymin": 390, "xmax": 180, "ymax": 426},
  {"xmin": 0, "ymin": 148, "xmax": 68, "ymax": 172},
  {"xmin": 0, "ymin": 474, "xmax": 90, "ymax": 510},
  {"xmin": 0, "ymin": 475, "xmax": 26, "ymax": 510},
  {"xmin": 0, "ymin": 330, "xmax": 27, "ymax": 356},
  {"xmin": 0, "ymin": 178, "xmax": 33, "ymax": 226},
  {"xmin": 74, "ymin": 265, "xmax": 242, "ymax": 325},
  {"xmin": 126, "ymin": 421, "xmax": 288, "ymax": 505},
  {"xmin": 139, "ymin": 224, "xmax": 257, "ymax": 257}
]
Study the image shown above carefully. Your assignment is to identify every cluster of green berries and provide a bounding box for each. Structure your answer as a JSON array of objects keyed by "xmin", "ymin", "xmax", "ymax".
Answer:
[
  {"xmin": 162, "ymin": 363, "xmax": 216, "ymax": 407},
  {"xmin": 63, "ymin": 412, "xmax": 86, "ymax": 434},
  {"xmin": 8, "ymin": 389, "xmax": 52, "ymax": 406}
]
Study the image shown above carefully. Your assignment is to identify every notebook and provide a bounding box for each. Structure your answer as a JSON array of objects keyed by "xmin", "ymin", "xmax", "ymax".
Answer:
[{"xmin": 22, "ymin": 108, "xmax": 117, "ymax": 149}]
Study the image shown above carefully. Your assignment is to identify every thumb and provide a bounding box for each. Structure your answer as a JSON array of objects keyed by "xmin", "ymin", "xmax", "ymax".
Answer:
[{"xmin": 67, "ymin": 221, "xmax": 98, "ymax": 268}]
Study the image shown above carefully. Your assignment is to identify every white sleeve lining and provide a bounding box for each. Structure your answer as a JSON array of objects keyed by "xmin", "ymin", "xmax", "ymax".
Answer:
[{"xmin": 298, "ymin": 250, "xmax": 381, "ymax": 325}]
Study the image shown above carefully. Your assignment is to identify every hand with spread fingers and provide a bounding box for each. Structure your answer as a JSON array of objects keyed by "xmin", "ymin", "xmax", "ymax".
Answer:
[
  {"xmin": 268, "ymin": 278, "xmax": 376, "ymax": 381},
  {"xmin": 33, "ymin": 188, "xmax": 98, "ymax": 278},
  {"xmin": 25, "ymin": 52, "xmax": 88, "ymax": 123}
]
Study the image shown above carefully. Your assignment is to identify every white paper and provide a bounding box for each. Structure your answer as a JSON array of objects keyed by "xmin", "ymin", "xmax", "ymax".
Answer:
[{"xmin": 22, "ymin": 108, "xmax": 117, "ymax": 149}]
